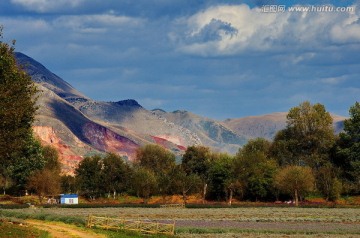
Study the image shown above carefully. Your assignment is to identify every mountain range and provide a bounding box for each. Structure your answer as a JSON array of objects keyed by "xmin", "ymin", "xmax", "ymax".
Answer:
[{"xmin": 14, "ymin": 52, "xmax": 347, "ymax": 174}]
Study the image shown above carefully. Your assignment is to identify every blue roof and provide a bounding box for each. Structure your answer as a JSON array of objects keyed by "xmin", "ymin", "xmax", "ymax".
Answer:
[{"xmin": 60, "ymin": 194, "xmax": 78, "ymax": 198}]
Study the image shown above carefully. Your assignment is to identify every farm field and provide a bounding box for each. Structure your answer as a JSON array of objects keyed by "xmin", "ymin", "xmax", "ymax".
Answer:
[
  {"xmin": 1, "ymin": 207, "xmax": 360, "ymax": 237},
  {"xmin": 0, "ymin": 220, "xmax": 50, "ymax": 238}
]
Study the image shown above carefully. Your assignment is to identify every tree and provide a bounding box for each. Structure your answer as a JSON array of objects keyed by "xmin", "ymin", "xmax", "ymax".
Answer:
[
  {"xmin": 101, "ymin": 153, "xmax": 131, "ymax": 199},
  {"xmin": 171, "ymin": 167, "xmax": 202, "ymax": 204},
  {"xmin": 27, "ymin": 145, "xmax": 61, "ymax": 203},
  {"xmin": 27, "ymin": 169, "xmax": 61, "ymax": 204},
  {"xmin": 334, "ymin": 102, "xmax": 360, "ymax": 193},
  {"xmin": 272, "ymin": 101, "xmax": 335, "ymax": 169},
  {"xmin": 10, "ymin": 136, "xmax": 45, "ymax": 192},
  {"xmin": 131, "ymin": 166, "xmax": 157, "ymax": 204},
  {"xmin": 274, "ymin": 166, "xmax": 315, "ymax": 206},
  {"xmin": 182, "ymin": 146, "xmax": 212, "ymax": 203},
  {"xmin": 42, "ymin": 145, "xmax": 61, "ymax": 172},
  {"xmin": 0, "ymin": 27, "xmax": 43, "ymax": 194},
  {"xmin": 61, "ymin": 175, "xmax": 77, "ymax": 194},
  {"xmin": 135, "ymin": 144, "xmax": 176, "ymax": 176},
  {"xmin": 234, "ymin": 138, "xmax": 277, "ymax": 201},
  {"xmin": 206, "ymin": 153, "xmax": 233, "ymax": 201},
  {"xmin": 135, "ymin": 144, "xmax": 176, "ymax": 200},
  {"xmin": 316, "ymin": 163, "xmax": 342, "ymax": 201},
  {"xmin": 0, "ymin": 174, "xmax": 12, "ymax": 195},
  {"xmin": 75, "ymin": 155, "xmax": 103, "ymax": 199}
]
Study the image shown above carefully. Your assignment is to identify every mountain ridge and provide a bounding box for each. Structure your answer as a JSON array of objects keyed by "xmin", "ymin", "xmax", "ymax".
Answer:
[{"xmin": 14, "ymin": 52, "xmax": 346, "ymax": 173}]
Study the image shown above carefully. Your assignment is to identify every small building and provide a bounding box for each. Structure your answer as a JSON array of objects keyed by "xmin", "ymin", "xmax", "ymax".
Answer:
[{"xmin": 60, "ymin": 194, "xmax": 78, "ymax": 205}]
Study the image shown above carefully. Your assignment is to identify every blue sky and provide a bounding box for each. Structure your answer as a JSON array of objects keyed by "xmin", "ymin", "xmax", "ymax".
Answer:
[{"xmin": 1, "ymin": 0, "xmax": 360, "ymax": 119}]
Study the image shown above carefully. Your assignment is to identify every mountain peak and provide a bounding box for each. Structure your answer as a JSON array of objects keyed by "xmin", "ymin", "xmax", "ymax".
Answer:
[
  {"xmin": 172, "ymin": 110, "xmax": 188, "ymax": 114},
  {"xmin": 15, "ymin": 52, "xmax": 87, "ymax": 100},
  {"xmin": 115, "ymin": 99, "xmax": 142, "ymax": 108}
]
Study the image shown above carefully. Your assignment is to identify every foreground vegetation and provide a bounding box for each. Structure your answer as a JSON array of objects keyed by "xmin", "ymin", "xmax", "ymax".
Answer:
[
  {"xmin": 0, "ymin": 219, "xmax": 49, "ymax": 238},
  {"xmin": 1, "ymin": 206, "xmax": 359, "ymax": 237}
]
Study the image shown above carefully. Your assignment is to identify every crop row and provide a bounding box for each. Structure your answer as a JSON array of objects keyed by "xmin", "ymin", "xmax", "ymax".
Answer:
[{"xmin": 5, "ymin": 207, "xmax": 360, "ymax": 223}]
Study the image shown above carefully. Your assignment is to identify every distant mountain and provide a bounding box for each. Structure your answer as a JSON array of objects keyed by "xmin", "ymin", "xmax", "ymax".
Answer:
[
  {"xmin": 152, "ymin": 109, "xmax": 247, "ymax": 154},
  {"xmin": 15, "ymin": 52, "xmax": 202, "ymax": 173},
  {"xmin": 14, "ymin": 52, "xmax": 347, "ymax": 173},
  {"xmin": 223, "ymin": 112, "xmax": 288, "ymax": 140},
  {"xmin": 223, "ymin": 112, "xmax": 346, "ymax": 140}
]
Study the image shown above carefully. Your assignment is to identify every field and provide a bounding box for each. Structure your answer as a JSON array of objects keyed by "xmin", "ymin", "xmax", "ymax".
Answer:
[
  {"xmin": 1, "ymin": 206, "xmax": 360, "ymax": 237},
  {"xmin": 0, "ymin": 219, "xmax": 50, "ymax": 238}
]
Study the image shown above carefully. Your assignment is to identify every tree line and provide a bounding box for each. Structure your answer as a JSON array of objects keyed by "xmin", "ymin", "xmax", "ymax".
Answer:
[
  {"xmin": 1, "ymin": 29, "xmax": 359, "ymax": 205},
  {"xmin": 68, "ymin": 100, "xmax": 360, "ymax": 205}
]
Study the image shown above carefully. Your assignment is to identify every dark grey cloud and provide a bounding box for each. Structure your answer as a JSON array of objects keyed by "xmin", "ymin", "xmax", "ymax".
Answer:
[{"xmin": 186, "ymin": 19, "xmax": 238, "ymax": 43}]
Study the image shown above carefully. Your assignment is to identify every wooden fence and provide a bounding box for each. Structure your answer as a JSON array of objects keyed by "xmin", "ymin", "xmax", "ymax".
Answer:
[
  {"xmin": 86, "ymin": 215, "xmax": 175, "ymax": 236},
  {"xmin": 160, "ymin": 203, "xmax": 185, "ymax": 208}
]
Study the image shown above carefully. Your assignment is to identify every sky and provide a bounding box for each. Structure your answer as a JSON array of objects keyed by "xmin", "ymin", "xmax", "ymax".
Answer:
[{"xmin": 1, "ymin": 0, "xmax": 360, "ymax": 119}]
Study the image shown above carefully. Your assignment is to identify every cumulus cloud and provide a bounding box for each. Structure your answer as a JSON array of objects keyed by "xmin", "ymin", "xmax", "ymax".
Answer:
[
  {"xmin": 172, "ymin": 4, "xmax": 360, "ymax": 56},
  {"xmin": 187, "ymin": 18, "xmax": 238, "ymax": 43},
  {"xmin": 11, "ymin": 0, "xmax": 84, "ymax": 12}
]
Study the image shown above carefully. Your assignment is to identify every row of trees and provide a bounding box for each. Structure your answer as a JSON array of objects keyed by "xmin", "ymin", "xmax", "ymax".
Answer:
[{"xmin": 70, "ymin": 101, "xmax": 360, "ymax": 205}]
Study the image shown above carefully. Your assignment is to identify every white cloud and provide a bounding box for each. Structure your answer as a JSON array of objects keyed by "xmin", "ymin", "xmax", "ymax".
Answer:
[
  {"xmin": 11, "ymin": 0, "xmax": 84, "ymax": 12},
  {"xmin": 53, "ymin": 14, "xmax": 145, "ymax": 33},
  {"xmin": 172, "ymin": 4, "xmax": 360, "ymax": 56},
  {"xmin": 320, "ymin": 76, "xmax": 348, "ymax": 85},
  {"xmin": 1, "ymin": 18, "xmax": 50, "ymax": 32}
]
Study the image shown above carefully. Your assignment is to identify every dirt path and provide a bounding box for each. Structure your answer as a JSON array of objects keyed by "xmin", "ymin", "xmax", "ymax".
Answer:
[{"xmin": 26, "ymin": 220, "xmax": 106, "ymax": 238}]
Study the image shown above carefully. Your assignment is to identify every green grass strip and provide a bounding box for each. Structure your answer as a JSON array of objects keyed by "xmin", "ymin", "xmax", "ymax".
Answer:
[{"xmin": 0, "ymin": 209, "xmax": 86, "ymax": 226}]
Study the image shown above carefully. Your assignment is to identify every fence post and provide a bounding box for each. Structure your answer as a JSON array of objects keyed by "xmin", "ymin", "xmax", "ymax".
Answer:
[
  {"xmin": 86, "ymin": 215, "xmax": 92, "ymax": 228},
  {"xmin": 172, "ymin": 220, "xmax": 175, "ymax": 235},
  {"xmin": 138, "ymin": 221, "xmax": 142, "ymax": 233}
]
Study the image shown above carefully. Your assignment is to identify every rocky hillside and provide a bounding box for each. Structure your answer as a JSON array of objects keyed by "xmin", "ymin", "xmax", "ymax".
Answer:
[
  {"xmin": 152, "ymin": 109, "xmax": 247, "ymax": 154},
  {"xmin": 14, "ymin": 52, "xmax": 346, "ymax": 173},
  {"xmin": 15, "ymin": 52, "xmax": 203, "ymax": 173}
]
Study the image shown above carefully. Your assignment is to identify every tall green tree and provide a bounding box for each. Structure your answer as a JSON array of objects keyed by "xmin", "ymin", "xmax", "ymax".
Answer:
[
  {"xmin": 207, "ymin": 153, "xmax": 233, "ymax": 201},
  {"xmin": 135, "ymin": 144, "xmax": 176, "ymax": 176},
  {"xmin": 9, "ymin": 135, "xmax": 45, "ymax": 192},
  {"xmin": 0, "ymin": 27, "xmax": 42, "ymax": 193},
  {"xmin": 75, "ymin": 155, "xmax": 103, "ymax": 199},
  {"xmin": 272, "ymin": 101, "xmax": 335, "ymax": 169},
  {"xmin": 101, "ymin": 153, "xmax": 131, "ymax": 199},
  {"xmin": 334, "ymin": 102, "xmax": 360, "ymax": 193},
  {"xmin": 131, "ymin": 166, "xmax": 157, "ymax": 204},
  {"xmin": 135, "ymin": 144, "xmax": 176, "ymax": 198},
  {"xmin": 316, "ymin": 163, "xmax": 342, "ymax": 201},
  {"xmin": 234, "ymin": 138, "xmax": 277, "ymax": 201},
  {"xmin": 182, "ymin": 146, "xmax": 212, "ymax": 203}
]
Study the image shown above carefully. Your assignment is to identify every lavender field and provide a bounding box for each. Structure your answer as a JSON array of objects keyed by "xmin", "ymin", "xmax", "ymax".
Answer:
[{"xmin": 4, "ymin": 206, "xmax": 359, "ymax": 237}]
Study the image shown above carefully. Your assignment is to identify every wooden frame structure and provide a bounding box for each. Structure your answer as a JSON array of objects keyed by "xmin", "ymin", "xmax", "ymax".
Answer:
[{"xmin": 86, "ymin": 215, "xmax": 175, "ymax": 236}]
